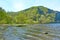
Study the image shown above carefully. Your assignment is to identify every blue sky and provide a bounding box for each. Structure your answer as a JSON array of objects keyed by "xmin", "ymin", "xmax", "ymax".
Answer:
[{"xmin": 0, "ymin": 0, "xmax": 60, "ymax": 12}]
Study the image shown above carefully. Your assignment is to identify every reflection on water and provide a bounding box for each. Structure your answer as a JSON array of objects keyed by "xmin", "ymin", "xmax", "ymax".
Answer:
[{"xmin": 0, "ymin": 24, "xmax": 60, "ymax": 40}]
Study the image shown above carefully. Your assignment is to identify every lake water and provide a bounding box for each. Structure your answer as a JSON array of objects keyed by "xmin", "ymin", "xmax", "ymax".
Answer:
[{"xmin": 0, "ymin": 24, "xmax": 60, "ymax": 40}]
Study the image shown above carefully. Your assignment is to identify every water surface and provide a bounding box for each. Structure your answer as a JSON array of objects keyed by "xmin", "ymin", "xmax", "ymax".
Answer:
[{"xmin": 0, "ymin": 24, "xmax": 60, "ymax": 40}]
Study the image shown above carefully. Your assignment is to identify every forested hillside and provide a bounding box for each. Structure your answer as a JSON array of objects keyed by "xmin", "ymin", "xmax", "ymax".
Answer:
[{"xmin": 0, "ymin": 6, "xmax": 60, "ymax": 24}]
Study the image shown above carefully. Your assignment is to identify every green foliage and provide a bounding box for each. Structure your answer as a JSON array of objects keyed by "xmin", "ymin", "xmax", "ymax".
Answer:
[
  {"xmin": 39, "ymin": 13, "xmax": 55, "ymax": 23},
  {"xmin": 0, "ymin": 7, "xmax": 15, "ymax": 24},
  {"xmin": 0, "ymin": 6, "xmax": 56, "ymax": 24},
  {"xmin": 0, "ymin": 7, "xmax": 7, "ymax": 24},
  {"xmin": 39, "ymin": 6, "xmax": 48, "ymax": 14}
]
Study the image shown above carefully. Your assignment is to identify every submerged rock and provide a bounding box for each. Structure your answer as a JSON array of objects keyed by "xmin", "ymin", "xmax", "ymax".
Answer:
[{"xmin": 44, "ymin": 32, "xmax": 48, "ymax": 34}]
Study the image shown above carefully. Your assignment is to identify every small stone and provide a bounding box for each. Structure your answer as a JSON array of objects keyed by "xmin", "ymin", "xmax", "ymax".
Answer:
[{"xmin": 44, "ymin": 32, "xmax": 48, "ymax": 34}]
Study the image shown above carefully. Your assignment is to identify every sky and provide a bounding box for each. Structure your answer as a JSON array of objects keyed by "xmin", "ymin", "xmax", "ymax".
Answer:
[{"xmin": 0, "ymin": 0, "xmax": 60, "ymax": 12}]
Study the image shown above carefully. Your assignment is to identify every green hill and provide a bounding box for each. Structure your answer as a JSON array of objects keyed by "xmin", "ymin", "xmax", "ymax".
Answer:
[
  {"xmin": 0, "ymin": 6, "xmax": 60, "ymax": 24},
  {"xmin": 15, "ymin": 6, "xmax": 56, "ymax": 24}
]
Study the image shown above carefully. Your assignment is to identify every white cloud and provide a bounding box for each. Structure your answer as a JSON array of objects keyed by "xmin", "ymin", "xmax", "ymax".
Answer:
[
  {"xmin": 11, "ymin": 0, "xmax": 25, "ymax": 11},
  {"xmin": 13, "ymin": 3, "xmax": 24, "ymax": 11}
]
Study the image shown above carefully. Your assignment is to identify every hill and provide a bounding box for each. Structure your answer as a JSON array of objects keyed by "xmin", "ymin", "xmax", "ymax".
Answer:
[
  {"xmin": 0, "ymin": 6, "xmax": 60, "ymax": 24},
  {"xmin": 15, "ymin": 6, "xmax": 56, "ymax": 24}
]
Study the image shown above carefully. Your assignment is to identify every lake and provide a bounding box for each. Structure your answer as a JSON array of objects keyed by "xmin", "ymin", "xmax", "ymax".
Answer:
[{"xmin": 0, "ymin": 24, "xmax": 60, "ymax": 40}]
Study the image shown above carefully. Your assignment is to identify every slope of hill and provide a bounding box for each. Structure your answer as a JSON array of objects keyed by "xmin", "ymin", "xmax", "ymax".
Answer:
[
  {"xmin": 0, "ymin": 6, "xmax": 60, "ymax": 24},
  {"xmin": 15, "ymin": 6, "xmax": 56, "ymax": 24},
  {"xmin": 0, "ymin": 7, "xmax": 15, "ymax": 24}
]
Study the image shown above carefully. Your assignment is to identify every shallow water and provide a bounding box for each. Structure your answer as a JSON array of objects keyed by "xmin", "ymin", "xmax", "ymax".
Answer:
[{"xmin": 0, "ymin": 24, "xmax": 60, "ymax": 40}]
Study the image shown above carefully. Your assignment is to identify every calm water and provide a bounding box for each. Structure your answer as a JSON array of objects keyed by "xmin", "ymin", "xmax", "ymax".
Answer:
[{"xmin": 0, "ymin": 24, "xmax": 60, "ymax": 40}]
